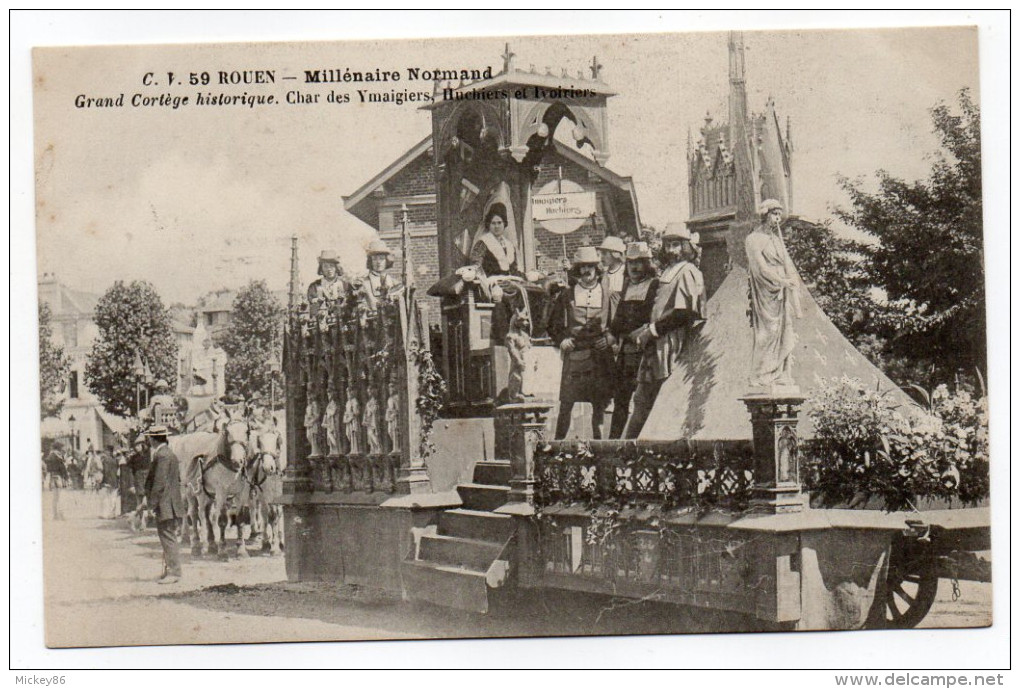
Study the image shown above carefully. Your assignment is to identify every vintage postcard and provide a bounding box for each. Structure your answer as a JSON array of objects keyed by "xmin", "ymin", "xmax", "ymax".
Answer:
[{"xmin": 26, "ymin": 19, "xmax": 999, "ymax": 665}]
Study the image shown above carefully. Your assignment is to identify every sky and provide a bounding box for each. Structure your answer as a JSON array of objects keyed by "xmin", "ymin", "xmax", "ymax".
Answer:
[{"xmin": 29, "ymin": 19, "xmax": 981, "ymax": 305}]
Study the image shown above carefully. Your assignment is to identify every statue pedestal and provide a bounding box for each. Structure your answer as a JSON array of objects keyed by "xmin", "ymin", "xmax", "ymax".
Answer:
[
  {"xmin": 741, "ymin": 389, "xmax": 806, "ymax": 514},
  {"xmin": 494, "ymin": 401, "xmax": 553, "ymax": 507}
]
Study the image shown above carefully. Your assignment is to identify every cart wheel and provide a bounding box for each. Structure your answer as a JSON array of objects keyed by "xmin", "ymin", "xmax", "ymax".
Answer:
[{"xmin": 866, "ymin": 538, "xmax": 939, "ymax": 629}]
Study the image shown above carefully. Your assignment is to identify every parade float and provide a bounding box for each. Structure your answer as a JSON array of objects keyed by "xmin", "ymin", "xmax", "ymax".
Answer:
[{"xmin": 277, "ymin": 37, "xmax": 989, "ymax": 631}]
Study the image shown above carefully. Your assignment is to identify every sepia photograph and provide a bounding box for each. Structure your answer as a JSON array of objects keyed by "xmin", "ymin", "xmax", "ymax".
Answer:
[{"xmin": 12, "ymin": 10, "xmax": 1009, "ymax": 674}]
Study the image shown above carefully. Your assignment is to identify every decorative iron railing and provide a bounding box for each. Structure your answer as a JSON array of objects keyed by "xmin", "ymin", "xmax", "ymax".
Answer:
[{"xmin": 534, "ymin": 439, "xmax": 755, "ymax": 512}]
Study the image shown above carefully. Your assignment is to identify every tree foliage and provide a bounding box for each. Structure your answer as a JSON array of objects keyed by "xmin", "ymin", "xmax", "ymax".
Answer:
[
  {"xmin": 84, "ymin": 281, "xmax": 178, "ymax": 417},
  {"xmin": 833, "ymin": 88, "xmax": 985, "ymax": 381},
  {"xmin": 38, "ymin": 301, "xmax": 72, "ymax": 419},
  {"xmin": 221, "ymin": 280, "xmax": 284, "ymax": 405}
]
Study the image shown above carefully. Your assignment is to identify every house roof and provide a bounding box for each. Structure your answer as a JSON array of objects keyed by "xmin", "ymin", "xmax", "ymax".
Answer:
[
  {"xmin": 343, "ymin": 134, "xmax": 641, "ymax": 233},
  {"xmin": 343, "ymin": 135, "xmax": 433, "ymax": 212}
]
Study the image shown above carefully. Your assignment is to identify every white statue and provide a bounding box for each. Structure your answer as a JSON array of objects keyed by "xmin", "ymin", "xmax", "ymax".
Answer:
[
  {"xmin": 323, "ymin": 392, "xmax": 340, "ymax": 456},
  {"xmin": 344, "ymin": 396, "xmax": 361, "ymax": 455},
  {"xmin": 304, "ymin": 398, "xmax": 321, "ymax": 456},
  {"xmin": 745, "ymin": 199, "xmax": 802, "ymax": 389},
  {"xmin": 364, "ymin": 393, "xmax": 382, "ymax": 455},
  {"xmin": 385, "ymin": 384, "xmax": 401, "ymax": 454}
]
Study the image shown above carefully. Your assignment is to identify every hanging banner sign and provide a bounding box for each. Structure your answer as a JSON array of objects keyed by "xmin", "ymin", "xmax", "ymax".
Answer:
[{"xmin": 532, "ymin": 191, "xmax": 596, "ymax": 224}]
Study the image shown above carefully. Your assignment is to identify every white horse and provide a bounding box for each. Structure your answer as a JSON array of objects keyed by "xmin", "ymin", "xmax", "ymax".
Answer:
[{"xmin": 250, "ymin": 423, "xmax": 285, "ymax": 554}]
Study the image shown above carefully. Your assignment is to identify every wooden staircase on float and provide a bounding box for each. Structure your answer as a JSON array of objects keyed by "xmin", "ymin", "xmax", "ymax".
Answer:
[{"xmin": 400, "ymin": 459, "xmax": 516, "ymax": 613}]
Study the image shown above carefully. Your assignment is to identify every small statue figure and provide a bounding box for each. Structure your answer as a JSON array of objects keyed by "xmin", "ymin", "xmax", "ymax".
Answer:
[
  {"xmin": 385, "ymin": 382, "xmax": 401, "ymax": 454},
  {"xmin": 323, "ymin": 391, "xmax": 340, "ymax": 456},
  {"xmin": 505, "ymin": 307, "xmax": 531, "ymax": 402},
  {"xmin": 344, "ymin": 396, "xmax": 361, "ymax": 455},
  {"xmin": 364, "ymin": 392, "xmax": 382, "ymax": 455},
  {"xmin": 304, "ymin": 397, "xmax": 321, "ymax": 456}
]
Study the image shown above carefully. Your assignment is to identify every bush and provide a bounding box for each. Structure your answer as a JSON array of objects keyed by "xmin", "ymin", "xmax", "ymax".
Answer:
[{"xmin": 805, "ymin": 377, "xmax": 988, "ymax": 511}]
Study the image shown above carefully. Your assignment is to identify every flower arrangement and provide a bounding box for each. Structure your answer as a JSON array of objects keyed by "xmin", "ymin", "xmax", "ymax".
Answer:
[{"xmin": 805, "ymin": 377, "xmax": 989, "ymax": 511}]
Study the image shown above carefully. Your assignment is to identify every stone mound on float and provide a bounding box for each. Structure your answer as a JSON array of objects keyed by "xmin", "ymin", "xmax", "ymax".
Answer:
[{"xmin": 639, "ymin": 264, "xmax": 912, "ymax": 441}]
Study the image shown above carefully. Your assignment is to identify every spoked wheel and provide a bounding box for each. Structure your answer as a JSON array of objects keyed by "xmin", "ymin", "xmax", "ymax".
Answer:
[{"xmin": 866, "ymin": 536, "xmax": 939, "ymax": 629}]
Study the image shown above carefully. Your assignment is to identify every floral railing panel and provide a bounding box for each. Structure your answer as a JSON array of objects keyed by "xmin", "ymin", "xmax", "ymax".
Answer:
[{"xmin": 534, "ymin": 440, "xmax": 755, "ymax": 512}]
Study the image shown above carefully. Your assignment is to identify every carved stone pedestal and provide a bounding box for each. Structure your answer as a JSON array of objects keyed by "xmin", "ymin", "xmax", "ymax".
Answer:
[
  {"xmin": 741, "ymin": 390, "xmax": 806, "ymax": 514},
  {"xmin": 493, "ymin": 401, "xmax": 552, "ymax": 507}
]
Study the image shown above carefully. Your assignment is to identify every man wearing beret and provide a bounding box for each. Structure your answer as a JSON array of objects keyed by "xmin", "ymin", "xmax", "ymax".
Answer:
[{"xmin": 143, "ymin": 425, "xmax": 185, "ymax": 584}]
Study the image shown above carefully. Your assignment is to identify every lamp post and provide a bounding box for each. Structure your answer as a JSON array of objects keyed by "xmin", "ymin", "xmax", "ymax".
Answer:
[
  {"xmin": 68, "ymin": 413, "xmax": 77, "ymax": 451},
  {"xmin": 211, "ymin": 356, "xmax": 219, "ymax": 397}
]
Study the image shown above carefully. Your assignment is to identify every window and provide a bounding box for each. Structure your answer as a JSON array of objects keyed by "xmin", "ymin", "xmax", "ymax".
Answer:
[{"xmin": 69, "ymin": 371, "xmax": 79, "ymax": 399}]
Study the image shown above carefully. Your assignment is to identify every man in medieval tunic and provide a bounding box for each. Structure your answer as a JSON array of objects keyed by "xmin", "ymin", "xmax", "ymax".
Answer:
[
  {"xmin": 307, "ymin": 249, "xmax": 348, "ymax": 306},
  {"xmin": 360, "ymin": 239, "xmax": 399, "ymax": 310},
  {"xmin": 745, "ymin": 199, "xmax": 802, "ymax": 388},
  {"xmin": 598, "ymin": 235, "xmax": 627, "ymax": 299},
  {"xmin": 604, "ymin": 242, "xmax": 659, "ymax": 439},
  {"xmin": 623, "ymin": 224, "xmax": 706, "ymax": 439},
  {"xmin": 547, "ymin": 246, "xmax": 612, "ymax": 440}
]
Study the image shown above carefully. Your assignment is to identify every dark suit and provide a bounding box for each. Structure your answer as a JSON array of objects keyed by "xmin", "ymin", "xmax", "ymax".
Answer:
[{"xmin": 144, "ymin": 442, "xmax": 184, "ymax": 577}]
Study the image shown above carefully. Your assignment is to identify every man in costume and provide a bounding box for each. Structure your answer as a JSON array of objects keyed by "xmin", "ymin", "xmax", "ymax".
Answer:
[
  {"xmin": 598, "ymin": 235, "xmax": 627, "ymax": 297},
  {"xmin": 604, "ymin": 242, "xmax": 659, "ymax": 438},
  {"xmin": 360, "ymin": 239, "xmax": 399, "ymax": 310},
  {"xmin": 307, "ymin": 249, "xmax": 348, "ymax": 304},
  {"xmin": 623, "ymin": 224, "xmax": 706, "ymax": 439},
  {"xmin": 547, "ymin": 246, "xmax": 612, "ymax": 440}
]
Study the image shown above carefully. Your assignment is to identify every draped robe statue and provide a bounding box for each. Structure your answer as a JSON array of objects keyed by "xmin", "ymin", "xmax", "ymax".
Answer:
[
  {"xmin": 364, "ymin": 394, "xmax": 382, "ymax": 455},
  {"xmin": 344, "ymin": 397, "xmax": 361, "ymax": 455},
  {"xmin": 385, "ymin": 385, "xmax": 401, "ymax": 454},
  {"xmin": 745, "ymin": 212, "xmax": 802, "ymax": 389},
  {"xmin": 324, "ymin": 392, "xmax": 340, "ymax": 456}
]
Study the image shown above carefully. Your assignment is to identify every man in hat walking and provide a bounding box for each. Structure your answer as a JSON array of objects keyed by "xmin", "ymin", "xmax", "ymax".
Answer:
[
  {"xmin": 547, "ymin": 246, "xmax": 612, "ymax": 440},
  {"xmin": 307, "ymin": 249, "xmax": 348, "ymax": 304},
  {"xmin": 143, "ymin": 425, "xmax": 185, "ymax": 583},
  {"xmin": 623, "ymin": 224, "xmax": 706, "ymax": 439}
]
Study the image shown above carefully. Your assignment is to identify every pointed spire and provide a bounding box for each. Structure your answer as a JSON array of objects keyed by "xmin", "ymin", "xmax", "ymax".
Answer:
[
  {"xmin": 288, "ymin": 235, "xmax": 300, "ymax": 309},
  {"xmin": 728, "ymin": 31, "xmax": 746, "ymax": 84},
  {"xmin": 786, "ymin": 115, "xmax": 793, "ymax": 150},
  {"xmin": 686, "ymin": 127, "xmax": 693, "ymax": 158}
]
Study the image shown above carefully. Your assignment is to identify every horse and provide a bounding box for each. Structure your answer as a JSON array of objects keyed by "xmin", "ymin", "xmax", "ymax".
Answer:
[
  {"xmin": 249, "ymin": 423, "xmax": 285, "ymax": 554},
  {"xmin": 168, "ymin": 430, "xmax": 221, "ymax": 554},
  {"xmin": 197, "ymin": 413, "xmax": 258, "ymax": 560}
]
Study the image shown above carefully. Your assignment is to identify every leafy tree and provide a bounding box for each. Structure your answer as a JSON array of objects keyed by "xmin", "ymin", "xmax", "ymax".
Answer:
[
  {"xmin": 85, "ymin": 281, "xmax": 178, "ymax": 417},
  {"xmin": 38, "ymin": 301, "xmax": 72, "ymax": 419},
  {"xmin": 783, "ymin": 217, "xmax": 874, "ymax": 340},
  {"xmin": 221, "ymin": 280, "xmax": 284, "ymax": 405},
  {"xmin": 834, "ymin": 88, "xmax": 984, "ymax": 381}
]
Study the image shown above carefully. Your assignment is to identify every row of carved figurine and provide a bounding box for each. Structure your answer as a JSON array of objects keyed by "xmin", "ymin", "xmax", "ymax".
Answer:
[{"xmin": 304, "ymin": 386, "xmax": 402, "ymax": 457}]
